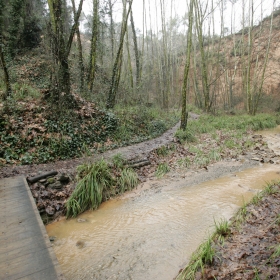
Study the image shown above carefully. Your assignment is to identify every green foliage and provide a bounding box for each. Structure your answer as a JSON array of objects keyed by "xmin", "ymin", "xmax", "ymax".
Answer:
[
  {"xmin": 112, "ymin": 153, "xmax": 125, "ymax": 169},
  {"xmin": 66, "ymin": 159, "xmax": 114, "ymax": 218},
  {"xmin": 251, "ymin": 192, "xmax": 263, "ymax": 205},
  {"xmin": 214, "ymin": 218, "xmax": 230, "ymax": 243},
  {"xmin": 117, "ymin": 168, "xmax": 139, "ymax": 193},
  {"xmin": 224, "ymin": 139, "xmax": 235, "ymax": 149},
  {"xmin": 155, "ymin": 162, "xmax": 170, "ymax": 177},
  {"xmin": 66, "ymin": 158, "xmax": 139, "ymax": 217},
  {"xmin": 187, "ymin": 113, "xmax": 278, "ymax": 134},
  {"xmin": 175, "ymin": 129, "xmax": 197, "ymax": 143},
  {"xmin": 156, "ymin": 146, "xmax": 169, "ymax": 157},
  {"xmin": 209, "ymin": 149, "xmax": 221, "ymax": 162},
  {"xmin": 148, "ymin": 120, "xmax": 167, "ymax": 137},
  {"xmin": 0, "ymin": 103, "xmax": 118, "ymax": 164},
  {"xmin": 235, "ymin": 204, "xmax": 248, "ymax": 225},
  {"xmin": 270, "ymin": 244, "xmax": 280, "ymax": 260},
  {"xmin": 178, "ymin": 157, "xmax": 191, "ymax": 168},
  {"xmin": 112, "ymin": 105, "xmax": 179, "ymax": 145},
  {"xmin": 13, "ymin": 83, "xmax": 41, "ymax": 100}
]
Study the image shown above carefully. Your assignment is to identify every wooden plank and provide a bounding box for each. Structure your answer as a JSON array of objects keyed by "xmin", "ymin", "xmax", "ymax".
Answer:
[{"xmin": 0, "ymin": 176, "xmax": 64, "ymax": 280}]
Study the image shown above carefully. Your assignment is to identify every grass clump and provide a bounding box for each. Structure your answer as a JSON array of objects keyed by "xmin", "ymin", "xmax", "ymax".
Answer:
[
  {"xmin": 214, "ymin": 218, "xmax": 231, "ymax": 243},
  {"xmin": 117, "ymin": 168, "xmax": 139, "ymax": 193},
  {"xmin": 66, "ymin": 159, "xmax": 114, "ymax": 218},
  {"xmin": 175, "ymin": 129, "xmax": 197, "ymax": 143},
  {"xmin": 156, "ymin": 146, "xmax": 169, "ymax": 157},
  {"xmin": 155, "ymin": 162, "xmax": 170, "ymax": 177},
  {"xmin": 66, "ymin": 157, "xmax": 139, "ymax": 218},
  {"xmin": 112, "ymin": 153, "xmax": 125, "ymax": 169},
  {"xmin": 270, "ymin": 244, "xmax": 280, "ymax": 259}
]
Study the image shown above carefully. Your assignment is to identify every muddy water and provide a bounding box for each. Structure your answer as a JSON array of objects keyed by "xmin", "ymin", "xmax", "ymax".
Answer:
[{"xmin": 46, "ymin": 127, "xmax": 280, "ymax": 280}]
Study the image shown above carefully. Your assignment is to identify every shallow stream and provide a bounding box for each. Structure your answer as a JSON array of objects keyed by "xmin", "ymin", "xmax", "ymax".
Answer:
[{"xmin": 46, "ymin": 127, "xmax": 280, "ymax": 280}]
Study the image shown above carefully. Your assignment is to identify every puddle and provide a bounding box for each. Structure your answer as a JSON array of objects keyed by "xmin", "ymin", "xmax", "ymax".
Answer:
[{"xmin": 46, "ymin": 126, "xmax": 280, "ymax": 280}]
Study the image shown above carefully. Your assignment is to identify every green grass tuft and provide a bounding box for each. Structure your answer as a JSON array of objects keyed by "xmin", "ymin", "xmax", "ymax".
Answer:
[
  {"xmin": 66, "ymin": 159, "xmax": 114, "ymax": 218},
  {"xmin": 214, "ymin": 218, "xmax": 231, "ymax": 243},
  {"xmin": 175, "ymin": 129, "xmax": 197, "ymax": 143},
  {"xmin": 155, "ymin": 162, "xmax": 170, "ymax": 177},
  {"xmin": 112, "ymin": 153, "xmax": 125, "ymax": 169},
  {"xmin": 117, "ymin": 168, "xmax": 139, "ymax": 193}
]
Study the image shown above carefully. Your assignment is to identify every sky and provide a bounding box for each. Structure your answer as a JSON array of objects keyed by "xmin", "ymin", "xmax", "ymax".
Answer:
[{"xmin": 81, "ymin": 0, "xmax": 280, "ymax": 35}]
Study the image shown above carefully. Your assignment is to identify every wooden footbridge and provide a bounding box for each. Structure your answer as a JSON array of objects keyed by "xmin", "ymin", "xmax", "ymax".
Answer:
[{"xmin": 0, "ymin": 176, "xmax": 64, "ymax": 279}]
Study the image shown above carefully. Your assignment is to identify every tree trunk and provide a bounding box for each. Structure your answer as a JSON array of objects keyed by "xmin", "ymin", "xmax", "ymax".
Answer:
[
  {"xmin": 180, "ymin": 0, "xmax": 194, "ymax": 130},
  {"xmin": 106, "ymin": 0, "xmax": 133, "ymax": 109},
  {"xmin": 71, "ymin": 0, "xmax": 84, "ymax": 92},
  {"xmin": 0, "ymin": 42, "xmax": 12, "ymax": 100},
  {"xmin": 108, "ymin": 0, "xmax": 115, "ymax": 61},
  {"xmin": 194, "ymin": 0, "xmax": 211, "ymax": 112},
  {"xmin": 130, "ymin": 10, "xmax": 140, "ymax": 88},
  {"xmin": 88, "ymin": 0, "xmax": 99, "ymax": 91},
  {"xmin": 47, "ymin": 0, "xmax": 83, "ymax": 107}
]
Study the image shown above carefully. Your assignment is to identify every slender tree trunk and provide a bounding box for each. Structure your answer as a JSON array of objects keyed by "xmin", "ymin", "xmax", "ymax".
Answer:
[
  {"xmin": 106, "ymin": 0, "xmax": 133, "ymax": 109},
  {"xmin": 160, "ymin": 0, "xmax": 169, "ymax": 109},
  {"xmin": 180, "ymin": 0, "xmax": 194, "ymax": 130},
  {"xmin": 0, "ymin": 42, "xmax": 12, "ymax": 100},
  {"xmin": 88, "ymin": 0, "xmax": 99, "ymax": 91},
  {"xmin": 194, "ymin": 0, "xmax": 210, "ymax": 112},
  {"xmin": 0, "ymin": 0, "xmax": 12, "ymax": 100},
  {"xmin": 126, "ymin": 31, "xmax": 134, "ymax": 89},
  {"xmin": 108, "ymin": 0, "xmax": 115, "ymax": 61},
  {"xmin": 71, "ymin": 0, "xmax": 84, "ymax": 92},
  {"xmin": 130, "ymin": 10, "xmax": 140, "ymax": 88}
]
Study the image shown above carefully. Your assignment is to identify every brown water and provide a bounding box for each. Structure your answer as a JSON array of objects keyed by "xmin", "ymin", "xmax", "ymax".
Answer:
[{"xmin": 46, "ymin": 127, "xmax": 280, "ymax": 280}]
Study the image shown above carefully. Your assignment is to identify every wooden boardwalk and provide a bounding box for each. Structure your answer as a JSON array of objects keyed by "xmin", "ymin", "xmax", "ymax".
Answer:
[{"xmin": 0, "ymin": 176, "xmax": 64, "ymax": 280}]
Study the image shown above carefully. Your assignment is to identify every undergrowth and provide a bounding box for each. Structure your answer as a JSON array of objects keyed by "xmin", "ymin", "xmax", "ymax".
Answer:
[
  {"xmin": 66, "ymin": 158, "xmax": 139, "ymax": 218},
  {"xmin": 0, "ymin": 98, "xmax": 179, "ymax": 165}
]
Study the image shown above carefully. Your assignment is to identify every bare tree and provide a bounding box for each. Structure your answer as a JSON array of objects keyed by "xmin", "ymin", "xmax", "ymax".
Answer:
[
  {"xmin": 47, "ymin": 0, "xmax": 84, "ymax": 107},
  {"xmin": 106, "ymin": 0, "xmax": 133, "ymax": 109},
  {"xmin": 71, "ymin": 0, "xmax": 84, "ymax": 92},
  {"xmin": 88, "ymin": 0, "xmax": 99, "ymax": 92},
  {"xmin": 180, "ymin": 0, "xmax": 194, "ymax": 130}
]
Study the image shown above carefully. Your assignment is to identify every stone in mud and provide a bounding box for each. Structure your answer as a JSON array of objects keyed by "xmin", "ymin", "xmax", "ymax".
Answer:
[
  {"xmin": 49, "ymin": 181, "xmax": 63, "ymax": 189},
  {"xmin": 251, "ymin": 157, "xmax": 262, "ymax": 161},
  {"xmin": 58, "ymin": 174, "xmax": 70, "ymax": 183},
  {"xmin": 47, "ymin": 177, "xmax": 56, "ymax": 184},
  {"xmin": 252, "ymin": 134, "xmax": 262, "ymax": 139},
  {"xmin": 49, "ymin": 236, "xmax": 56, "ymax": 242},
  {"xmin": 46, "ymin": 206, "xmax": 55, "ymax": 216},
  {"xmin": 39, "ymin": 179, "xmax": 47, "ymax": 184},
  {"xmin": 76, "ymin": 240, "xmax": 85, "ymax": 249},
  {"xmin": 77, "ymin": 218, "xmax": 87, "ymax": 223}
]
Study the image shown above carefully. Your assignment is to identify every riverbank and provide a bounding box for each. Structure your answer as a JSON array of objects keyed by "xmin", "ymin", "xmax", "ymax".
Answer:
[{"xmin": 176, "ymin": 182, "xmax": 280, "ymax": 280}]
